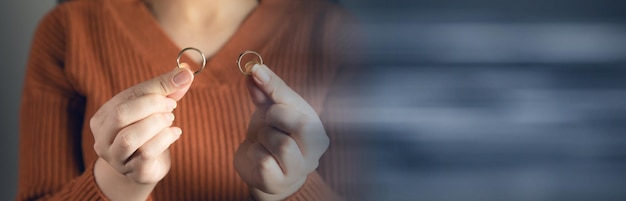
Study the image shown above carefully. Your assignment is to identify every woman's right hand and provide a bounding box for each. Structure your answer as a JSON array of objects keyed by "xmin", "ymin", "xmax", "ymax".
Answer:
[{"xmin": 90, "ymin": 65, "xmax": 194, "ymax": 200}]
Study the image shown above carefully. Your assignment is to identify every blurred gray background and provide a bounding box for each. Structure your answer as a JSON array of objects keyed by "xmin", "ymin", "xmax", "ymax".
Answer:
[
  {"xmin": 339, "ymin": 0, "xmax": 626, "ymax": 200},
  {"xmin": 0, "ymin": 0, "xmax": 55, "ymax": 200},
  {"xmin": 2, "ymin": 0, "xmax": 626, "ymax": 200}
]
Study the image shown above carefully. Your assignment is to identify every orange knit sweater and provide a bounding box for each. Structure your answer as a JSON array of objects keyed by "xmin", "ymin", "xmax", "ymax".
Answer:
[{"xmin": 18, "ymin": 0, "xmax": 355, "ymax": 200}]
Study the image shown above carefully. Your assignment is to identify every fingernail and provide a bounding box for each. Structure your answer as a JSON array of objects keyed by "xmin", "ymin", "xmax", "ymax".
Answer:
[
  {"xmin": 244, "ymin": 60, "xmax": 260, "ymax": 75},
  {"xmin": 165, "ymin": 113, "xmax": 175, "ymax": 122},
  {"xmin": 166, "ymin": 98, "xmax": 177, "ymax": 110},
  {"xmin": 252, "ymin": 64, "xmax": 270, "ymax": 84},
  {"xmin": 173, "ymin": 69, "xmax": 192, "ymax": 86},
  {"xmin": 173, "ymin": 127, "xmax": 182, "ymax": 136}
]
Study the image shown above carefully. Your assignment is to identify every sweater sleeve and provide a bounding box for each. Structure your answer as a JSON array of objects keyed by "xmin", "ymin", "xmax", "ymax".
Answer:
[{"xmin": 16, "ymin": 5, "xmax": 109, "ymax": 200}]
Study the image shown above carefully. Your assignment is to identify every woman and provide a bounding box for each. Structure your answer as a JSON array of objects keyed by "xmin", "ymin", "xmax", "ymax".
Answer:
[{"xmin": 17, "ymin": 0, "xmax": 357, "ymax": 200}]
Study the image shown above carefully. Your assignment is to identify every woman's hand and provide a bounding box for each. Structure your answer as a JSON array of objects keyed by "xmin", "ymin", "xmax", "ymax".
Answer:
[
  {"xmin": 90, "ymin": 66, "xmax": 194, "ymax": 201},
  {"xmin": 234, "ymin": 64, "xmax": 330, "ymax": 201}
]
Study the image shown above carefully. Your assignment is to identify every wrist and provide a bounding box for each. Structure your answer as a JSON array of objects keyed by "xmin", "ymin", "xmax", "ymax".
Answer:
[{"xmin": 94, "ymin": 158, "xmax": 156, "ymax": 201}]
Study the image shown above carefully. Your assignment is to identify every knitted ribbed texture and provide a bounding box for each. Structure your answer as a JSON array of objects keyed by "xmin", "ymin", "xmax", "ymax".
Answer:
[{"xmin": 18, "ymin": 0, "xmax": 354, "ymax": 200}]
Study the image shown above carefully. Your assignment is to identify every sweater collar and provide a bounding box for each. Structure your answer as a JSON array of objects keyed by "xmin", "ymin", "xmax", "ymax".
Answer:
[{"xmin": 105, "ymin": 0, "xmax": 293, "ymax": 86}]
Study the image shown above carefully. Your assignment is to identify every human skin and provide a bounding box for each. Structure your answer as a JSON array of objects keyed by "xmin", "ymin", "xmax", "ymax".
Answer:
[
  {"xmin": 91, "ymin": 65, "xmax": 195, "ymax": 201},
  {"xmin": 91, "ymin": 63, "xmax": 330, "ymax": 201},
  {"xmin": 234, "ymin": 64, "xmax": 330, "ymax": 200}
]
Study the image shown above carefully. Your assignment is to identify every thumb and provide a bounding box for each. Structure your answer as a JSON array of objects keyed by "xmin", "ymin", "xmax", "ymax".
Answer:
[
  {"xmin": 246, "ymin": 75, "xmax": 272, "ymax": 110},
  {"xmin": 113, "ymin": 63, "xmax": 195, "ymax": 105},
  {"xmin": 246, "ymin": 64, "xmax": 316, "ymax": 115},
  {"xmin": 166, "ymin": 63, "xmax": 195, "ymax": 100}
]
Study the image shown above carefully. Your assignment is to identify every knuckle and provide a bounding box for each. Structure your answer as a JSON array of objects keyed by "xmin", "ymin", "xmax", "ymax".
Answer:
[
  {"xmin": 138, "ymin": 148, "xmax": 157, "ymax": 161},
  {"xmin": 117, "ymin": 131, "xmax": 134, "ymax": 150},
  {"xmin": 111, "ymin": 160, "xmax": 129, "ymax": 173},
  {"xmin": 157, "ymin": 76, "xmax": 171, "ymax": 94},
  {"xmin": 257, "ymin": 155, "xmax": 274, "ymax": 172},
  {"xmin": 268, "ymin": 84, "xmax": 284, "ymax": 102},
  {"xmin": 160, "ymin": 113, "xmax": 173, "ymax": 124},
  {"xmin": 111, "ymin": 105, "xmax": 129, "ymax": 125},
  {"xmin": 93, "ymin": 143, "xmax": 107, "ymax": 157},
  {"xmin": 122, "ymin": 161, "xmax": 136, "ymax": 174},
  {"xmin": 146, "ymin": 94, "xmax": 162, "ymax": 106},
  {"xmin": 117, "ymin": 166, "xmax": 132, "ymax": 177},
  {"xmin": 307, "ymin": 160, "xmax": 320, "ymax": 172},
  {"xmin": 149, "ymin": 114, "xmax": 173, "ymax": 129},
  {"xmin": 125, "ymin": 87, "xmax": 144, "ymax": 101},
  {"xmin": 158, "ymin": 95, "xmax": 174, "ymax": 111},
  {"xmin": 89, "ymin": 114, "xmax": 101, "ymax": 132},
  {"xmin": 266, "ymin": 104, "xmax": 283, "ymax": 118},
  {"xmin": 306, "ymin": 115, "xmax": 324, "ymax": 132},
  {"xmin": 295, "ymin": 115, "xmax": 315, "ymax": 133},
  {"xmin": 320, "ymin": 134, "xmax": 330, "ymax": 150},
  {"xmin": 146, "ymin": 94, "xmax": 170, "ymax": 112},
  {"xmin": 276, "ymin": 137, "xmax": 293, "ymax": 154}
]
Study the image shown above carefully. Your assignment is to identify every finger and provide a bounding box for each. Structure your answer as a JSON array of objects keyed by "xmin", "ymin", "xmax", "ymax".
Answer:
[
  {"xmin": 234, "ymin": 139, "xmax": 254, "ymax": 181},
  {"xmin": 245, "ymin": 110, "xmax": 265, "ymax": 142},
  {"xmin": 91, "ymin": 65, "xmax": 191, "ymax": 145},
  {"xmin": 247, "ymin": 64, "xmax": 314, "ymax": 114},
  {"xmin": 246, "ymin": 142, "xmax": 285, "ymax": 194},
  {"xmin": 100, "ymin": 95, "xmax": 176, "ymax": 137},
  {"xmin": 134, "ymin": 127, "xmax": 182, "ymax": 163},
  {"xmin": 246, "ymin": 77, "xmax": 272, "ymax": 111},
  {"xmin": 110, "ymin": 113, "xmax": 175, "ymax": 165},
  {"xmin": 167, "ymin": 63, "xmax": 195, "ymax": 100},
  {"xmin": 124, "ymin": 148, "xmax": 172, "ymax": 184},
  {"xmin": 265, "ymin": 104, "xmax": 329, "ymax": 159},
  {"xmin": 122, "ymin": 127, "xmax": 180, "ymax": 184},
  {"xmin": 257, "ymin": 126, "xmax": 306, "ymax": 177},
  {"xmin": 106, "ymin": 64, "xmax": 194, "ymax": 108}
]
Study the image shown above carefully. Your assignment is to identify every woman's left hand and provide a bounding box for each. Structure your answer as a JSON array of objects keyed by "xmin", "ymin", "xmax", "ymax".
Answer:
[{"xmin": 234, "ymin": 64, "xmax": 330, "ymax": 201}]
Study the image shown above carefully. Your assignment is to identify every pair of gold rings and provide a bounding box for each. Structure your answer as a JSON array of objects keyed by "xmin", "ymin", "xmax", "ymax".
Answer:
[{"xmin": 176, "ymin": 47, "xmax": 263, "ymax": 75}]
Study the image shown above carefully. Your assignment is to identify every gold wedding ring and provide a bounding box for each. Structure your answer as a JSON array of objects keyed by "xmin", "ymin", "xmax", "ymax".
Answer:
[
  {"xmin": 177, "ymin": 47, "xmax": 207, "ymax": 75},
  {"xmin": 237, "ymin": 50, "xmax": 264, "ymax": 75}
]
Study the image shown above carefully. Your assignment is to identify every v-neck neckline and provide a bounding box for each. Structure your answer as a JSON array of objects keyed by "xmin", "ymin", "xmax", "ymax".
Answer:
[{"xmin": 105, "ymin": 0, "xmax": 293, "ymax": 87}]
